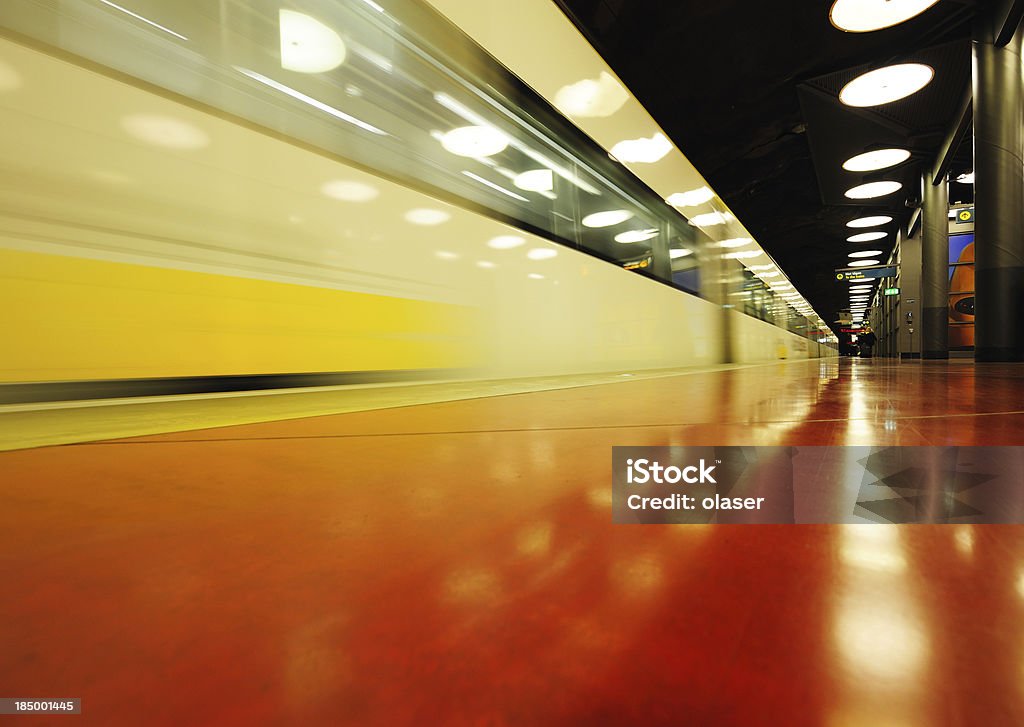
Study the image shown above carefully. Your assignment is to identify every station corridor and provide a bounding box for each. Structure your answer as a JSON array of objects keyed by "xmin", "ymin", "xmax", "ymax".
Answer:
[{"xmin": 3, "ymin": 358, "xmax": 1024, "ymax": 725}]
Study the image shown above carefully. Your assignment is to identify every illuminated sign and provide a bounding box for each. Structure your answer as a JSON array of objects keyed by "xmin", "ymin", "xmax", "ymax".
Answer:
[
  {"xmin": 884, "ymin": 287, "xmax": 900, "ymax": 296},
  {"xmin": 835, "ymin": 265, "xmax": 897, "ymax": 280},
  {"xmin": 955, "ymin": 208, "xmax": 975, "ymax": 224}
]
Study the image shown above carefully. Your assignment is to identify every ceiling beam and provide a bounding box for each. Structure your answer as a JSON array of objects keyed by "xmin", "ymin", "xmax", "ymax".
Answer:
[{"xmin": 929, "ymin": 84, "xmax": 972, "ymax": 186}]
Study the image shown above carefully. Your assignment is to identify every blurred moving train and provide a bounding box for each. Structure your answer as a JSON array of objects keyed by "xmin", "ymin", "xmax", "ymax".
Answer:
[{"xmin": 0, "ymin": 0, "xmax": 836, "ymax": 404}]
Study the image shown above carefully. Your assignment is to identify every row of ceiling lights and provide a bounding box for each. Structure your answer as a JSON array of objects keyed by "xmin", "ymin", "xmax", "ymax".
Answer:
[{"xmin": 830, "ymin": 0, "xmax": 945, "ymax": 323}]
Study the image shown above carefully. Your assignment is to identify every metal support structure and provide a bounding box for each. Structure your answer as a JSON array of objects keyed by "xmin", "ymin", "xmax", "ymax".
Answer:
[
  {"xmin": 973, "ymin": 15, "xmax": 1024, "ymax": 360},
  {"xmin": 921, "ymin": 171, "xmax": 950, "ymax": 359}
]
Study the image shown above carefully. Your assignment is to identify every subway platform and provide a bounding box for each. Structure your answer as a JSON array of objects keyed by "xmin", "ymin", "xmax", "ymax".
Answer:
[{"xmin": 3, "ymin": 358, "xmax": 1024, "ymax": 725}]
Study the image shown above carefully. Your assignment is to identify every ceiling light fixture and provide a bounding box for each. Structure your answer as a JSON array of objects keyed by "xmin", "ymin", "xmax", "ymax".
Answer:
[
  {"xmin": 553, "ymin": 72, "xmax": 628, "ymax": 118},
  {"xmin": 839, "ymin": 63, "xmax": 934, "ymax": 107},
  {"xmin": 842, "ymin": 148, "xmax": 911, "ymax": 172},
  {"xmin": 847, "ymin": 231, "xmax": 888, "ymax": 242},
  {"xmin": 849, "ymin": 250, "xmax": 884, "ymax": 258},
  {"xmin": 850, "ymin": 259, "xmax": 881, "ymax": 267},
  {"xmin": 829, "ymin": 0, "xmax": 941, "ymax": 33},
  {"xmin": 845, "ymin": 181, "xmax": 903, "ymax": 199},
  {"xmin": 847, "ymin": 215, "xmax": 893, "ymax": 228},
  {"xmin": 956, "ymin": 171, "xmax": 975, "ymax": 184},
  {"xmin": 582, "ymin": 210, "xmax": 634, "ymax": 228}
]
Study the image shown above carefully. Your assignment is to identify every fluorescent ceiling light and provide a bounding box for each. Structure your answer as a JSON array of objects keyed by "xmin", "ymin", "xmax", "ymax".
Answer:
[
  {"xmin": 279, "ymin": 10, "xmax": 346, "ymax": 74},
  {"xmin": 830, "ymin": 0, "xmax": 941, "ymax": 32},
  {"xmin": 615, "ymin": 229, "xmax": 659, "ymax": 243},
  {"xmin": 235, "ymin": 67, "xmax": 386, "ymax": 136},
  {"xmin": 850, "ymin": 259, "xmax": 881, "ymax": 267},
  {"xmin": 956, "ymin": 171, "xmax": 975, "ymax": 184},
  {"xmin": 666, "ymin": 187, "xmax": 715, "ymax": 208},
  {"xmin": 322, "ymin": 179, "xmax": 379, "ymax": 202},
  {"xmin": 120, "ymin": 114, "xmax": 209, "ymax": 149},
  {"xmin": 689, "ymin": 211, "xmax": 734, "ymax": 227},
  {"xmin": 845, "ymin": 181, "xmax": 903, "ymax": 199},
  {"xmin": 847, "ymin": 231, "xmax": 888, "ymax": 242},
  {"xmin": 527, "ymin": 248, "xmax": 558, "ymax": 260},
  {"xmin": 513, "ymin": 169, "xmax": 554, "ymax": 192},
  {"xmin": 98, "ymin": 0, "xmax": 187, "ymax": 40},
  {"xmin": 488, "ymin": 235, "xmax": 525, "ymax": 250},
  {"xmin": 442, "ymin": 126, "xmax": 509, "ymax": 157},
  {"xmin": 849, "ymin": 250, "xmax": 884, "ymax": 258},
  {"xmin": 404, "ymin": 208, "xmax": 450, "ymax": 225},
  {"xmin": 839, "ymin": 63, "xmax": 934, "ymax": 107},
  {"xmin": 610, "ymin": 133, "xmax": 672, "ymax": 163},
  {"xmin": 842, "ymin": 148, "xmax": 911, "ymax": 172},
  {"xmin": 553, "ymin": 72, "xmax": 628, "ymax": 118},
  {"xmin": 850, "ymin": 286, "xmax": 873, "ymax": 292},
  {"xmin": 847, "ymin": 215, "xmax": 892, "ymax": 228},
  {"xmin": 669, "ymin": 248, "xmax": 694, "ymax": 259},
  {"xmin": 582, "ymin": 210, "xmax": 634, "ymax": 228}
]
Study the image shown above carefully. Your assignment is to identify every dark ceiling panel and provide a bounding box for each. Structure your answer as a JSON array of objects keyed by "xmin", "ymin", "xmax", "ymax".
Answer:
[{"xmin": 556, "ymin": 0, "xmax": 977, "ymax": 327}]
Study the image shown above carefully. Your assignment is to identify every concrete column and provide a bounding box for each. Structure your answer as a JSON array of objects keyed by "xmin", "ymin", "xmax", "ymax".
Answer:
[
  {"xmin": 921, "ymin": 172, "xmax": 949, "ymax": 359},
  {"xmin": 973, "ymin": 18, "xmax": 1024, "ymax": 360}
]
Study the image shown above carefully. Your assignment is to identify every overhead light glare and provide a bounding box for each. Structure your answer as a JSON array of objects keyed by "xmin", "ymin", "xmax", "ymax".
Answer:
[
  {"xmin": 850, "ymin": 259, "xmax": 881, "ymax": 267},
  {"xmin": 279, "ymin": 10, "xmax": 346, "ymax": 74},
  {"xmin": 404, "ymin": 208, "xmax": 451, "ymax": 226},
  {"xmin": 839, "ymin": 63, "xmax": 934, "ymax": 107},
  {"xmin": 98, "ymin": 0, "xmax": 187, "ymax": 40},
  {"xmin": 527, "ymin": 248, "xmax": 558, "ymax": 261},
  {"xmin": 669, "ymin": 248, "xmax": 694, "ymax": 259},
  {"xmin": 582, "ymin": 210, "xmax": 634, "ymax": 228},
  {"xmin": 488, "ymin": 235, "xmax": 526, "ymax": 250},
  {"xmin": 442, "ymin": 125, "xmax": 509, "ymax": 157},
  {"xmin": 666, "ymin": 187, "xmax": 715, "ymax": 208},
  {"xmin": 849, "ymin": 250, "xmax": 884, "ymax": 258},
  {"xmin": 842, "ymin": 148, "xmax": 911, "ymax": 172},
  {"xmin": 845, "ymin": 181, "xmax": 903, "ymax": 199},
  {"xmin": 830, "ymin": 0, "xmax": 941, "ymax": 33},
  {"xmin": 847, "ymin": 215, "xmax": 893, "ymax": 228},
  {"xmin": 513, "ymin": 169, "xmax": 554, "ymax": 192},
  {"xmin": 610, "ymin": 133, "xmax": 673, "ymax": 163},
  {"xmin": 688, "ymin": 211, "xmax": 734, "ymax": 227},
  {"xmin": 615, "ymin": 229, "xmax": 659, "ymax": 243},
  {"xmin": 553, "ymin": 72, "xmax": 628, "ymax": 118},
  {"xmin": 956, "ymin": 171, "xmax": 975, "ymax": 184}
]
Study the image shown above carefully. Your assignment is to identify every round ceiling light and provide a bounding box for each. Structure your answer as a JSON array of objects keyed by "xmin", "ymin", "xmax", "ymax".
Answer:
[
  {"xmin": 847, "ymin": 215, "xmax": 893, "ymax": 228},
  {"xmin": 845, "ymin": 181, "xmax": 903, "ymax": 199},
  {"xmin": 842, "ymin": 148, "xmax": 911, "ymax": 172},
  {"xmin": 850, "ymin": 259, "xmax": 881, "ymax": 267},
  {"xmin": 847, "ymin": 231, "xmax": 888, "ymax": 242},
  {"xmin": 839, "ymin": 63, "xmax": 934, "ymax": 107},
  {"xmin": 582, "ymin": 210, "xmax": 633, "ymax": 228},
  {"xmin": 956, "ymin": 171, "xmax": 975, "ymax": 184},
  {"xmin": 441, "ymin": 125, "xmax": 509, "ymax": 157},
  {"xmin": 830, "ymin": 0, "xmax": 941, "ymax": 33},
  {"xmin": 849, "ymin": 250, "xmax": 884, "ymax": 258}
]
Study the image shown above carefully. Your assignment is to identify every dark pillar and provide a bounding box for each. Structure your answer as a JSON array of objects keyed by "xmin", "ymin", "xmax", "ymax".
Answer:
[
  {"xmin": 921, "ymin": 171, "xmax": 949, "ymax": 359},
  {"xmin": 974, "ymin": 17, "xmax": 1024, "ymax": 361}
]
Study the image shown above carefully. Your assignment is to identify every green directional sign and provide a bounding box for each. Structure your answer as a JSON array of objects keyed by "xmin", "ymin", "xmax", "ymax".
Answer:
[{"xmin": 884, "ymin": 287, "xmax": 900, "ymax": 296}]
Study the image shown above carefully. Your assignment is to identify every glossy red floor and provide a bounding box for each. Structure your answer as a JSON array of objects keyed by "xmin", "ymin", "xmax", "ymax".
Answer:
[{"xmin": 3, "ymin": 358, "xmax": 1024, "ymax": 725}]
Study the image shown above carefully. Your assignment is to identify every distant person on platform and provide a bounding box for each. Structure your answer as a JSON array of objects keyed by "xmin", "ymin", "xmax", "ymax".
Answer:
[{"xmin": 858, "ymin": 328, "xmax": 877, "ymax": 358}]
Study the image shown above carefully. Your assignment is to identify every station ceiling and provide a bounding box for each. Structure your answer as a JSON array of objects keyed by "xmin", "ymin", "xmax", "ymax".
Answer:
[{"xmin": 556, "ymin": 0, "xmax": 980, "ymax": 324}]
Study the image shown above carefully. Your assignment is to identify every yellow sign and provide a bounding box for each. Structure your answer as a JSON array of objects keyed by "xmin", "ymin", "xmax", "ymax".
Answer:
[
  {"xmin": 956, "ymin": 208, "xmax": 975, "ymax": 223},
  {"xmin": 836, "ymin": 271, "xmax": 865, "ymax": 281}
]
